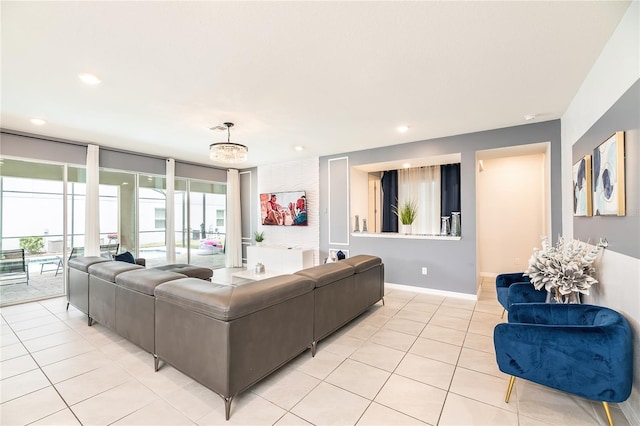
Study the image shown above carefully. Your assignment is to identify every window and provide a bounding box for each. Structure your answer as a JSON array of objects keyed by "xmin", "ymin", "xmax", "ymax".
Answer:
[
  {"xmin": 397, "ymin": 166, "xmax": 441, "ymax": 235},
  {"xmin": 155, "ymin": 208, "xmax": 166, "ymax": 229},
  {"xmin": 0, "ymin": 158, "xmax": 68, "ymax": 305},
  {"xmin": 174, "ymin": 179, "xmax": 227, "ymax": 269},
  {"xmin": 216, "ymin": 209, "xmax": 225, "ymax": 227}
]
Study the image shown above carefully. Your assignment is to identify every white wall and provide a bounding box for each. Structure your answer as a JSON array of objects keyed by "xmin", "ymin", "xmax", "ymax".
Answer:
[
  {"xmin": 477, "ymin": 153, "xmax": 545, "ymax": 275},
  {"xmin": 561, "ymin": 2, "xmax": 639, "ymax": 423},
  {"xmin": 256, "ymin": 157, "xmax": 320, "ymax": 265}
]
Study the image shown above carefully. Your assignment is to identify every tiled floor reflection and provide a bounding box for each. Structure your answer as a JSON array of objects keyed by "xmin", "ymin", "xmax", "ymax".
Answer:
[{"xmin": 0, "ymin": 277, "xmax": 630, "ymax": 425}]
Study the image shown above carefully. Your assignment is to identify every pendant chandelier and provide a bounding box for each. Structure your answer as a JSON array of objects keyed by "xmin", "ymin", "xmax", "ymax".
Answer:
[{"xmin": 209, "ymin": 122, "xmax": 248, "ymax": 163}]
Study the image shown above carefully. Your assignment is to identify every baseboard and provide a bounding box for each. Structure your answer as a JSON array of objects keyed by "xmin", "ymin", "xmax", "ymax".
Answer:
[
  {"xmin": 480, "ymin": 272, "xmax": 499, "ymax": 278},
  {"xmin": 385, "ymin": 282, "xmax": 477, "ymax": 301}
]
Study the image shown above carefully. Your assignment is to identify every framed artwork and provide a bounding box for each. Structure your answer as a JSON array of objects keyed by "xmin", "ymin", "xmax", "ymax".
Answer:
[
  {"xmin": 592, "ymin": 131, "xmax": 625, "ymax": 216},
  {"xmin": 573, "ymin": 155, "xmax": 592, "ymax": 216}
]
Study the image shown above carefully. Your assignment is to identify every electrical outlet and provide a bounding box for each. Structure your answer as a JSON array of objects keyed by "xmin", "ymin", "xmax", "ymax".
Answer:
[
  {"xmin": 421, "ymin": 267, "xmax": 428, "ymax": 275},
  {"xmin": 514, "ymin": 258, "xmax": 521, "ymax": 265}
]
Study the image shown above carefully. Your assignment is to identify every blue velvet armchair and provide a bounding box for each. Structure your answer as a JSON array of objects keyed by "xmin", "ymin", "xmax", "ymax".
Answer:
[
  {"xmin": 494, "ymin": 303, "xmax": 633, "ymax": 426},
  {"xmin": 495, "ymin": 272, "xmax": 546, "ymax": 315}
]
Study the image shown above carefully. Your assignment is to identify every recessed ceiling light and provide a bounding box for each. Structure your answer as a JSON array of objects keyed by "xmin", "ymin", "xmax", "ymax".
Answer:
[
  {"xmin": 402, "ymin": 163, "xmax": 411, "ymax": 168},
  {"xmin": 397, "ymin": 125, "xmax": 410, "ymax": 133},
  {"xmin": 294, "ymin": 146, "xmax": 304, "ymax": 151},
  {"xmin": 524, "ymin": 114, "xmax": 537, "ymax": 121},
  {"xmin": 30, "ymin": 118, "xmax": 46, "ymax": 126},
  {"xmin": 78, "ymin": 73, "xmax": 101, "ymax": 85}
]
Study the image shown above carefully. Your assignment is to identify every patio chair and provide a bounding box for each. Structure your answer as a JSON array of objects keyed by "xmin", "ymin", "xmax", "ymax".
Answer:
[
  {"xmin": 41, "ymin": 243, "xmax": 120, "ymax": 276},
  {"xmin": 0, "ymin": 249, "xmax": 29, "ymax": 285}
]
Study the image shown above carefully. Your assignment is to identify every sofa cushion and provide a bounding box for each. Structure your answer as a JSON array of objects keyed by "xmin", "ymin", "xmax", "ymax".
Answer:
[
  {"xmin": 88, "ymin": 261, "xmax": 144, "ymax": 282},
  {"xmin": 68, "ymin": 256, "xmax": 110, "ymax": 273},
  {"xmin": 152, "ymin": 264, "xmax": 213, "ymax": 280},
  {"xmin": 155, "ymin": 275, "xmax": 315, "ymax": 321},
  {"xmin": 342, "ymin": 255, "xmax": 381, "ymax": 273},
  {"xmin": 115, "ymin": 269, "xmax": 187, "ymax": 296},
  {"xmin": 294, "ymin": 262, "xmax": 355, "ymax": 288}
]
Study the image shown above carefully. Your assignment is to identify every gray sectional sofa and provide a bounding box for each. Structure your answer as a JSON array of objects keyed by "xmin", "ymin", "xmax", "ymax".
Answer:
[
  {"xmin": 67, "ymin": 254, "xmax": 384, "ymax": 420},
  {"xmin": 67, "ymin": 258, "xmax": 212, "ymax": 351}
]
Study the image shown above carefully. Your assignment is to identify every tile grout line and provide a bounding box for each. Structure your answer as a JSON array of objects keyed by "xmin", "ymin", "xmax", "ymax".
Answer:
[
  {"xmin": 1, "ymin": 300, "xmax": 84, "ymax": 425},
  {"xmin": 353, "ymin": 291, "xmax": 439, "ymax": 425}
]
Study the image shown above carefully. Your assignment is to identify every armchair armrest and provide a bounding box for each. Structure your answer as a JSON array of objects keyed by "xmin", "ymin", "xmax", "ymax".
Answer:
[{"xmin": 135, "ymin": 258, "xmax": 146, "ymax": 267}]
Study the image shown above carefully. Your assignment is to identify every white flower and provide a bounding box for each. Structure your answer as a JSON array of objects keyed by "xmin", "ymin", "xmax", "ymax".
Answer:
[{"xmin": 524, "ymin": 237, "xmax": 606, "ymax": 300}]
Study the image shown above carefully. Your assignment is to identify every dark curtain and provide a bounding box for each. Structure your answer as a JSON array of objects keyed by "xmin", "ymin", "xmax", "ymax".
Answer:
[
  {"xmin": 381, "ymin": 170, "xmax": 398, "ymax": 233},
  {"xmin": 441, "ymin": 164, "xmax": 461, "ymax": 217}
]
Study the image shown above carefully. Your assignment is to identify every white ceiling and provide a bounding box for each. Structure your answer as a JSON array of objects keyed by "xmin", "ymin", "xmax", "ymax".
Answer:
[{"xmin": 0, "ymin": 1, "xmax": 630, "ymax": 168}]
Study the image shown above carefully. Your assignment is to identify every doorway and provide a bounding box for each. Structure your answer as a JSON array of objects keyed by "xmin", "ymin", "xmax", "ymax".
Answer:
[{"xmin": 476, "ymin": 142, "xmax": 551, "ymax": 282}]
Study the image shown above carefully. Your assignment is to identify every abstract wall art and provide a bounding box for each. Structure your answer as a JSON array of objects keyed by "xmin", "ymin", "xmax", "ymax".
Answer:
[
  {"xmin": 592, "ymin": 131, "xmax": 625, "ymax": 216},
  {"xmin": 573, "ymin": 155, "xmax": 592, "ymax": 217}
]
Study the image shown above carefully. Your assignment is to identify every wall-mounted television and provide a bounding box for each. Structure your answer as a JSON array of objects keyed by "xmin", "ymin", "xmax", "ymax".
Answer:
[{"xmin": 260, "ymin": 191, "xmax": 307, "ymax": 226}]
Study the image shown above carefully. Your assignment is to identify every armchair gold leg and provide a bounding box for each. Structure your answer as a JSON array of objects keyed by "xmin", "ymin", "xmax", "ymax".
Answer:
[
  {"xmin": 505, "ymin": 376, "xmax": 516, "ymax": 403},
  {"xmin": 501, "ymin": 309, "xmax": 506, "ymax": 319},
  {"xmin": 602, "ymin": 401, "xmax": 613, "ymax": 426}
]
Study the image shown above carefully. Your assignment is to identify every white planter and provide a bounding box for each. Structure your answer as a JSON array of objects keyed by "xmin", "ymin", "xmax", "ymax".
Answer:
[{"xmin": 400, "ymin": 224, "xmax": 412, "ymax": 235}]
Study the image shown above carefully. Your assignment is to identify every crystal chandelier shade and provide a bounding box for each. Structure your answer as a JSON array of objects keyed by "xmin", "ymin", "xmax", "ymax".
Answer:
[{"xmin": 209, "ymin": 122, "xmax": 248, "ymax": 163}]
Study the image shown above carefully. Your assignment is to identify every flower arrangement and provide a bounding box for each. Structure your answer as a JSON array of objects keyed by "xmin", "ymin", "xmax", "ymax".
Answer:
[
  {"xmin": 524, "ymin": 236, "xmax": 607, "ymax": 303},
  {"xmin": 254, "ymin": 231, "xmax": 265, "ymax": 243}
]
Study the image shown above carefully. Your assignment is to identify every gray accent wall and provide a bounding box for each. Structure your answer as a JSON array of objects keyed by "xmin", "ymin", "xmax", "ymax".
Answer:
[
  {"xmin": 572, "ymin": 80, "xmax": 640, "ymax": 259},
  {"xmin": 320, "ymin": 120, "xmax": 562, "ymax": 295},
  {"xmin": 328, "ymin": 157, "xmax": 350, "ymax": 245}
]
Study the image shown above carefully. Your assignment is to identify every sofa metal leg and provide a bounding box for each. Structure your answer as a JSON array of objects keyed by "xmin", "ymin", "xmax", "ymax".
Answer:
[
  {"xmin": 382, "ymin": 297, "xmax": 385, "ymax": 306},
  {"xmin": 602, "ymin": 401, "xmax": 614, "ymax": 426},
  {"xmin": 154, "ymin": 355, "xmax": 160, "ymax": 372},
  {"xmin": 66, "ymin": 302, "xmax": 69, "ymax": 311},
  {"xmin": 505, "ymin": 376, "xmax": 515, "ymax": 403},
  {"xmin": 311, "ymin": 341, "xmax": 317, "ymax": 357},
  {"xmin": 224, "ymin": 396, "xmax": 233, "ymax": 420}
]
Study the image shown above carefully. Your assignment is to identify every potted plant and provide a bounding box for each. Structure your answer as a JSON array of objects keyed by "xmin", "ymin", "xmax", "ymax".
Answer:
[
  {"xmin": 392, "ymin": 199, "xmax": 418, "ymax": 235},
  {"xmin": 524, "ymin": 236, "xmax": 607, "ymax": 303},
  {"xmin": 253, "ymin": 231, "xmax": 265, "ymax": 246}
]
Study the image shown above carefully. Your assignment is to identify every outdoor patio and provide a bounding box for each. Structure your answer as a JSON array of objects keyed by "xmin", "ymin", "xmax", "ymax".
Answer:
[
  {"xmin": 0, "ymin": 252, "xmax": 227, "ymax": 307},
  {"xmin": 0, "ymin": 263, "xmax": 64, "ymax": 307}
]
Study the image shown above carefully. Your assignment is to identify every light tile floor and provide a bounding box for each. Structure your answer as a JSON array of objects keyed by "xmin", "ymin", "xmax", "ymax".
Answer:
[{"xmin": 0, "ymin": 278, "xmax": 630, "ymax": 425}]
